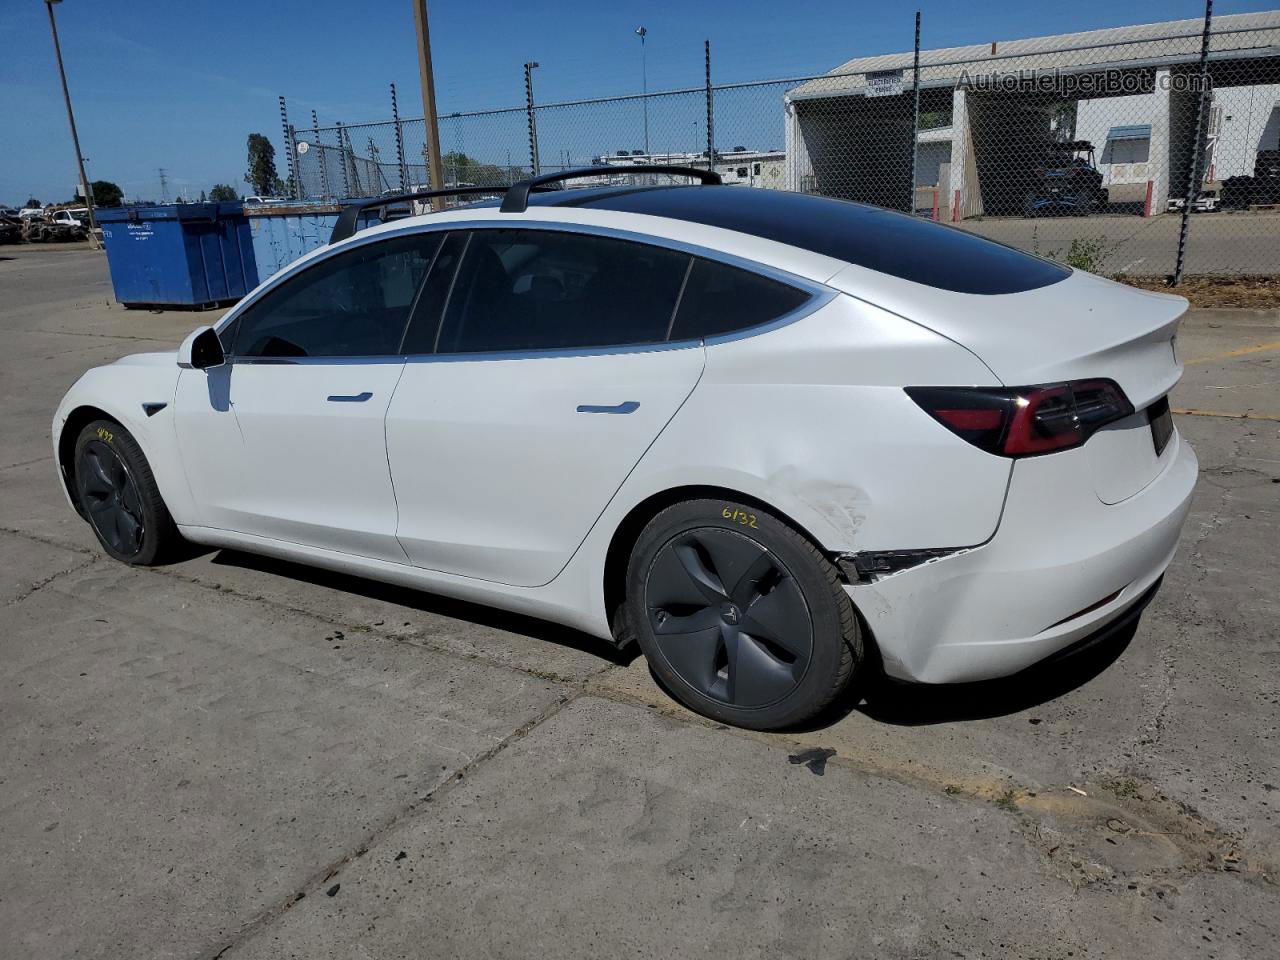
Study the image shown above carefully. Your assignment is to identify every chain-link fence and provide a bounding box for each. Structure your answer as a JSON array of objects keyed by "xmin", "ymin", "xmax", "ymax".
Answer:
[{"xmin": 288, "ymin": 10, "xmax": 1280, "ymax": 277}]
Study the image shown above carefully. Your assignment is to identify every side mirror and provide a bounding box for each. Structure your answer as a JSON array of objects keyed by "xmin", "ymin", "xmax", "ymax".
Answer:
[{"xmin": 177, "ymin": 325, "xmax": 225, "ymax": 370}]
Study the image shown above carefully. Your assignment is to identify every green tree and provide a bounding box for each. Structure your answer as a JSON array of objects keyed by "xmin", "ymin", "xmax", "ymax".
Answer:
[
  {"xmin": 209, "ymin": 183, "xmax": 238, "ymax": 202},
  {"xmin": 244, "ymin": 133, "xmax": 279, "ymax": 196},
  {"xmin": 88, "ymin": 180, "xmax": 124, "ymax": 207},
  {"xmin": 25, "ymin": 197, "xmax": 41, "ymax": 208},
  {"xmin": 198, "ymin": 190, "xmax": 207, "ymax": 202},
  {"xmin": 440, "ymin": 151, "xmax": 515, "ymax": 187}
]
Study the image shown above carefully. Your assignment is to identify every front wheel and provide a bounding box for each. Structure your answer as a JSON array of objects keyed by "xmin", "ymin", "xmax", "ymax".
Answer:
[
  {"xmin": 73, "ymin": 419, "xmax": 181, "ymax": 565},
  {"xmin": 625, "ymin": 498, "xmax": 862, "ymax": 730}
]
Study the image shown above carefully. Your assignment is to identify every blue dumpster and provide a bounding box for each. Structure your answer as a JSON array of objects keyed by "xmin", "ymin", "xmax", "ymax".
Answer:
[
  {"xmin": 245, "ymin": 201, "xmax": 381, "ymax": 281},
  {"xmin": 97, "ymin": 202, "xmax": 258, "ymax": 308}
]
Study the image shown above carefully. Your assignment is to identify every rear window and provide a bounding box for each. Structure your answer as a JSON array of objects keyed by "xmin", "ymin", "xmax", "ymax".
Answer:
[
  {"xmin": 575, "ymin": 188, "xmax": 1071, "ymax": 295},
  {"xmin": 670, "ymin": 259, "xmax": 810, "ymax": 340}
]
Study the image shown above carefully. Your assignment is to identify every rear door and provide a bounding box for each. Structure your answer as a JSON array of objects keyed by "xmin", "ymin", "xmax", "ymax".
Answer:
[
  {"xmin": 385, "ymin": 227, "xmax": 704, "ymax": 587},
  {"xmin": 174, "ymin": 232, "xmax": 439, "ymax": 559}
]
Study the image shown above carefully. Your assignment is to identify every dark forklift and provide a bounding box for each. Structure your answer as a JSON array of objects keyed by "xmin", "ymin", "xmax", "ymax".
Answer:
[{"xmin": 1023, "ymin": 140, "xmax": 1108, "ymax": 216}]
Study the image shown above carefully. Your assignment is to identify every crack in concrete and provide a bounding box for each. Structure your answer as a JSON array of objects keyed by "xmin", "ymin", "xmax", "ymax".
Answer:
[
  {"xmin": 5, "ymin": 555, "xmax": 101, "ymax": 607},
  {"xmin": 0, "ymin": 523, "xmax": 615, "ymax": 687},
  {"xmin": 581, "ymin": 682, "xmax": 1279, "ymax": 899},
  {"xmin": 0, "ymin": 525, "xmax": 96, "ymax": 556},
  {"xmin": 0, "ymin": 455, "xmax": 53, "ymax": 472},
  {"xmin": 8, "ymin": 520, "xmax": 1274, "ymax": 940},
  {"xmin": 199, "ymin": 687, "xmax": 585, "ymax": 960}
]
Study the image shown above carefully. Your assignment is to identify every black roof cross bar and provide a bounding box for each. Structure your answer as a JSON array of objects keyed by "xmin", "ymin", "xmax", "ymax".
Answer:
[
  {"xmin": 499, "ymin": 165, "xmax": 722, "ymax": 214},
  {"xmin": 329, "ymin": 186, "xmax": 503, "ymax": 244}
]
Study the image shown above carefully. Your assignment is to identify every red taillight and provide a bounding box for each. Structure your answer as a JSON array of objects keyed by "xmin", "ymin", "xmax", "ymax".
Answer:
[
  {"xmin": 906, "ymin": 380, "xmax": 1134, "ymax": 458},
  {"xmin": 934, "ymin": 408, "xmax": 1005, "ymax": 432}
]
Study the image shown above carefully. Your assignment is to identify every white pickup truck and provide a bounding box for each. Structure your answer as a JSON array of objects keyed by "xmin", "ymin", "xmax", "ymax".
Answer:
[{"xmin": 50, "ymin": 208, "xmax": 89, "ymax": 227}]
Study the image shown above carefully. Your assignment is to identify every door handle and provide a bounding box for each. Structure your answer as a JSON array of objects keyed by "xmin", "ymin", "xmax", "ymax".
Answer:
[
  {"xmin": 327, "ymin": 391, "xmax": 373, "ymax": 402},
  {"xmin": 576, "ymin": 401, "xmax": 640, "ymax": 414}
]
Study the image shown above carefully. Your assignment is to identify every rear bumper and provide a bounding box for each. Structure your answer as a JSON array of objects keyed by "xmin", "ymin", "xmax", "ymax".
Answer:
[{"xmin": 849, "ymin": 429, "xmax": 1197, "ymax": 684}]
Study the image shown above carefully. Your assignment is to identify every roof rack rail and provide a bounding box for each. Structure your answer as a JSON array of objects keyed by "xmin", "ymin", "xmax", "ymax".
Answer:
[
  {"xmin": 330, "ymin": 165, "xmax": 722, "ymax": 244},
  {"xmin": 329, "ymin": 186, "xmax": 503, "ymax": 244},
  {"xmin": 499, "ymin": 165, "xmax": 722, "ymax": 214}
]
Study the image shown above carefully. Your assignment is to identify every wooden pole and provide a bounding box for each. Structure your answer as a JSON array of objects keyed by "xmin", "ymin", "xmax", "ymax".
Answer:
[
  {"xmin": 412, "ymin": 0, "xmax": 446, "ymax": 206},
  {"xmin": 44, "ymin": 0, "xmax": 98, "ymax": 242}
]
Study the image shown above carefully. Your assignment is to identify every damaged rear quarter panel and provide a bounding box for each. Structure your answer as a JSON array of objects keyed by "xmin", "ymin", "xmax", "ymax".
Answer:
[{"xmin": 611, "ymin": 295, "xmax": 1013, "ymax": 553}]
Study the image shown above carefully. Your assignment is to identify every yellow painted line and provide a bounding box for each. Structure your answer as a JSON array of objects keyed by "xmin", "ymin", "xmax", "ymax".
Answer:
[
  {"xmin": 1172, "ymin": 407, "xmax": 1280, "ymax": 423},
  {"xmin": 1184, "ymin": 341, "xmax": 1280, "ymax": 365}
]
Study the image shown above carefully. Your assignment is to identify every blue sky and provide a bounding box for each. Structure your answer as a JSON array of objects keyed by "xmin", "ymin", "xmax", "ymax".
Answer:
[{"xmin": 1, "ymin": 0, "xmax": 1274, "ymax": 205}]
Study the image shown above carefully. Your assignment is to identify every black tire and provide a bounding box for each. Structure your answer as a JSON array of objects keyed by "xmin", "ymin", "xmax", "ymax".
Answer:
[
  {"xmin": 72, "ymin": 419, "xmax": 181, "ymax": 565},
  {"xmin": 625, "ymin": 498, "xmax": 862, "ymax": 730}
]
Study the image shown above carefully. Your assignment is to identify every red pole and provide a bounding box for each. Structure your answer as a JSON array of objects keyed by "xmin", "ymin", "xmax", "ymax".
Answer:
[
  {"xmin": 1142, "ymin": 179, "xmax": 1154, "ymax": 218},
  {"xmin": 952, "ymin": 189, "xmax": 961, "ymax": 221}
]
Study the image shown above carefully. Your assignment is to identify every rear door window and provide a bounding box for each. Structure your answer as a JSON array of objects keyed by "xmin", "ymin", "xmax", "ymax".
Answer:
[
  {"xmin": 233, "ymin": 233, "xmax": 440, "ymax": 358},
  {"xmin": 668, "ymin": 258, "xmax": 810, "ymax": 340},
  {"xmin": 434, "ymin": 229, "xmax": 690, "ymax": 354}
]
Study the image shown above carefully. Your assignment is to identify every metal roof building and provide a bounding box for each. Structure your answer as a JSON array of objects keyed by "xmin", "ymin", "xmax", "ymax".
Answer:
[{"xmin": 783, "ymin": 11, "xmax": 1280, "ymax": 219}]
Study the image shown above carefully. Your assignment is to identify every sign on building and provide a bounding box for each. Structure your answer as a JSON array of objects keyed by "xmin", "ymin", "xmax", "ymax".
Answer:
[{"xmin": 865, "ymin": 69, "xmax": 904, "ymax": 97}]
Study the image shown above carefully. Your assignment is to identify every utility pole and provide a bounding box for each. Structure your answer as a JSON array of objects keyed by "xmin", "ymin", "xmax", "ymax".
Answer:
[
  {"xmin": 411, "ymin": 0, "xmax": 445, "ymax": 206},
  {"xmin": 43, "ymin": 0, "xmax": 98, "ymax": 243},
  {"xmin": 158, "ymin": 167, "xmax": 170, "ymax": 204},
  {"xmin": 636, "ymin": 26, "xmax": 649, "ymax": 155}
]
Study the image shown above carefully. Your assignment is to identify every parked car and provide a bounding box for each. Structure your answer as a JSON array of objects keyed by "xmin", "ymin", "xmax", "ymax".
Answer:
[
  {"xmin": 243, "ymin": 196, "xmax": 286, "ymax": 205},
  {"xmin": 1023, "ymin": 140, "xmax": 1108, "ymax": 216},
  {"xmin": 52, "ymin": 168, "xmax": 1197, "ymax": 730},
  {"xmin": 51, "ymin": 208, "xmax": 87, "ymax": 228},
  {"xmin": 1220, "ymin": 151, "xmax": 1280, "ymax": 209}
]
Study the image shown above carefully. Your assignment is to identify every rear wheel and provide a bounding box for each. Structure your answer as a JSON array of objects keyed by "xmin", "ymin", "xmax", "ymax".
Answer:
[
  {"xmin": 73, "ymin": 419, "xmax": 181, "ymax": 565},
  {"xmin": 626, "ymin": 498, "xmax": 861, "ymax": 730}
]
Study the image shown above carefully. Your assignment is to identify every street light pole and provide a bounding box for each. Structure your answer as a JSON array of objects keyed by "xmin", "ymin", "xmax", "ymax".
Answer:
[
  {"xmin": 636, "ymin": 26, "xmax": 649, "ymax": 156},
  {"xmin": 411, "ymin": 0, "xmax": 445, "ymax": 206},
  {"xmin": 43, "ymin": 0, "xmax": 98, "ymax": 242}
]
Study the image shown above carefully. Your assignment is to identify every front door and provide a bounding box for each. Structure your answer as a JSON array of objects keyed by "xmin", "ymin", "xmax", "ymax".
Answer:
[
  {"xmin": 174, "ymin": 232, "xmax": 440, "ymax": 560},
  {"xmin": 386, "ymin": 227, "xmax": 705, "ymax": 587}
]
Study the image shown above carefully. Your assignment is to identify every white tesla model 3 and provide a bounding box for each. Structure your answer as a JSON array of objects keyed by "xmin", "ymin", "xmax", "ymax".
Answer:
[{"xmin": 53, "ymin": 169, "xmax": 1197, "ymax": 729}]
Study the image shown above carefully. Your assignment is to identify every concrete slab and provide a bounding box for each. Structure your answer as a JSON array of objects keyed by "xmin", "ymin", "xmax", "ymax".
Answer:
[
  {"xmin": 1174, "ymin": 308, "xmax": 1280, "ymax": 418},
  {"xmin": 162, "ymin": 548, "xmax": 625, "ymax": 684},
  {"xmin": 222, "ymin": 695, "xmax": 1280, "ymax": 960},
  {"xmin": 0, "ymin": 563, "xmax": 568, "ymax": 960},
  {"xmin": 3, "ymin": 245, "xmax": 1278, "ymax": 960},
  {"xmin": 0, "ymin": 459, "xmax": 97, "ymax": 552},
  {"xmin": 0, "ymin": 528, "xmax": 93, "ymax": 604}
]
